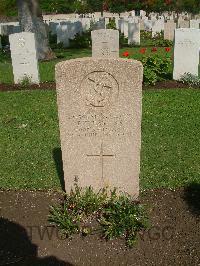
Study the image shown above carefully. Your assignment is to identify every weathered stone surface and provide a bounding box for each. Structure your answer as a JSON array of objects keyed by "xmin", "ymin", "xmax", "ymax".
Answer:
[
  {"xmin": 56, "ymin": 58, "xmax": 143, "ymax": 198},
  {"xmin": 179, "ymin": 20, "xmax": 189, "ymax": 28},
  {"xmin": 152, "ymin": 19, "xmax": 164, "ymax": 37},
  {"xmin": 91, "ymin": 29, "xmax": 119, "ymax": 58},
  {"xmin": 9, "ymin": 32, "xmax": 40, "ymax": 84},
  {"xmin": 173, "ymin": 28, "xmax": 200, "ymax": 80},
  {"xmin": 164, "ymin": 20, "xmax": 176, "ymax": 41},
  {"xmin": 128, "ymin": 22, "xmax": 140, "ymax": 45},
  {"xmin": 190, "ymin": 19, "xmax": 200, "ymax": 29},
  {"xmin": 123, "ymin": 20, "xmax": 129, "ymax": 37},
  {"xmin": 56, "ymin": 25, "xmax": 69, "ymax": 48}
]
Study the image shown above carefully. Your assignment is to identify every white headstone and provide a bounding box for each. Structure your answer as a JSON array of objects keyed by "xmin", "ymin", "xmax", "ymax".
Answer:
[
  {"xmin": 49, "ymin": 22, "xmax": 59, "ymax": 35},
  {"xmin": 152, "ymin": 19, "xmax": 164, "ymax": 37},
  {"xmin": 144, "ymin": 20, "xmax": 152, "ymax": 31},
  {"xmin": 9, "ymin": 32, "xmax": 39, "ymax": 84},
  {"xmin": 56, "ymin": 25, "xmax": 69, "ymax": 47},
  {"xmin": 123, "ymin": 20, "xmax": 129, "ymax": 37},
  {"xmin": 140, "ymin": 20, "xmax": 145, "ymax": 31},
  {"xmin": 128, "ymin": 22, "xmax": 140, "ymax": 45},
  {"xmin": 93, "ymin": 18, "xmax": 106, "ymax": 30},
  {"xmin": 118, "ymin": 19, "xmax": 124, "ymax": 33},
  {"xmin": 173, "ymin": 28, "xmax": 200, "ymax": 80},
  {"xmin": 179, "ymin": 20, "xmax": 189, "ymax": 28},
  {"xmin": 81, "ymin": 18, "xmax": 91, "ymax": 32},
  {"xmin": 91, "ymin": 29, "xmax": 119, "ymax": 58},
  {"xmin": 164, "ymin": 20, "xmax": 176, "ymax": 41},
  {"xmin": 190, "ymin": 20, "xmax": 200, "ymax": 29}
]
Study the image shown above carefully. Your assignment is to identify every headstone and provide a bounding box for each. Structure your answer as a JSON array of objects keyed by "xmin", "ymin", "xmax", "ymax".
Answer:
[
  {"xmin": 0, "ymin": 25, "xmax": 8, "ymax": 36},
  {"xmin": 190, "ymin": 20, "xmax": 200, "ymax": 29},
  {"xmin": 164, "ymin": 20, "xmax": 176, "ymax": 41},
  {"xmin": 13, "ymin": 25, "xmax": 21, "ymax": 34},
  {"xmin": 118, "ymin": 19, "xmax": 124, "ymax": 33},
  {"xmin": 56, "ymin": 57, "xmax": 143, "ymax": 197},
  {"xmin": 179, "ymin": 20, "xmax": 189, "ymax": 28},
  {"xmin": 152, "ymin": 19, "xmax": 164, "ymax": 37},
  {"xmin": 105, "ymin": 18, "xmax": 110, "ymax": 28},
  {"xmin": 91, "ymin": 29, "xmax": 119, "ymax": 58},
  {"xmin": 93, "ymin": 18, "xmax": 105, "ymax": 30},
  {"xmin": 123, "ymin": 20, "xmax": 129, "ymax": 37},
  {"xmin": 140, "ymin": 10, "xmax": 146, "ymax": 17},
  {"xmin": 9, "ymin": 32, "xmax": 40, "ymax": 84},
  {"xmin": 173, "ymin": 28, "xmax": 200, "ymax": 80},
  {"xmin": 67, "ymin": 22, "xmax": 77, "ymax": 39},
  {"xmin": 49, "ymin": 22, "xmax": 59, "ymax": 35},
  {"xmin": 140, "ymin": 20, "xmax": 145, "ymax": 31},
  {"xmin": 74, "ymin": 21, "xmax": 83, "ymax": 34},
  {"xmin": 128, "ymin": 22, "xmax": 140, "ymax": 45},
  {"xmin": 115, "ymin": 17, "xmax": 119, "ymax": 30},
  {"xmin": 144, "ymin": 19, "xmax": 152, "ymax": 31},
  {"xmin": 81, "ymin": 18, "xmax": 91, "ymax": 32},
  {"xmin": 56, "ymin": 25, "xmax": 69, "ymax": 47},
  {"xmin": 131, "ymin": 10, "xmax": 135, "ymax": 17}
]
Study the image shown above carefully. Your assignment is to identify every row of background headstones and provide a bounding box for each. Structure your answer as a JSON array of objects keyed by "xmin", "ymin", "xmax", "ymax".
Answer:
[
  {"xmin": 1, "ymin": 12, "xmax": 200, "ymax": 84},
  {"xmin": 7, "ymin": 27, "xmax": 200, "ymax": 85},
  {"xmin": 1, "ymin": 16, "xmax": 200, "ymax": 48}
]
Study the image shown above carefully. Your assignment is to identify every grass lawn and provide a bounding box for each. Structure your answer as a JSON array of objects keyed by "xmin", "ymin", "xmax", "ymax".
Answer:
[
  {"xmin": 0, "ymin": 89, "xmax": 199, "ymax": 191},
  {"xmin": 0, "ymin": 47, "xmax": 172, "ymax": 84}
]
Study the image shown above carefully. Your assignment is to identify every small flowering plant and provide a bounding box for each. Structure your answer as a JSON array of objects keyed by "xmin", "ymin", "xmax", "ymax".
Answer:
[
  {"xmin": 165, "ymin": 47, "xmax": 171, "ymax": 52},
  {"xmin": 151, "ymin": 47, "xmax": 157, "ymax": 52},
  {"xmin": 139, "ymin": 48, "xmax": 147, "ymax": 54},
  {"xmin": 122, "ymin": 51, "xmax": 130, "ymax": 57}
]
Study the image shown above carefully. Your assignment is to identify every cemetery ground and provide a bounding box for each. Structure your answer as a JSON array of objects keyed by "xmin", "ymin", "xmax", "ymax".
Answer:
[{"xmin": 0, "ymin": 87, "xmax": 200, "ymax": 265}]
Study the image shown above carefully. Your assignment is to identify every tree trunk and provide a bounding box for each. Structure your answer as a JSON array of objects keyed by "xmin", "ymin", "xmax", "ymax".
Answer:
[{"xmin": 17, "ymin": 0, "xmax": 55, "ymax": 60}]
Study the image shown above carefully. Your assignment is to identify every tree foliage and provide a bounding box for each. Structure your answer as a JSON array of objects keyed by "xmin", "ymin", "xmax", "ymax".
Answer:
[
  {"xmin": 0, "ymin": 0, "xmax": 199, "ymax": 16},
  {"xmin": 0, "ymin": 0, "xmax": 17, "ymax": 16}
]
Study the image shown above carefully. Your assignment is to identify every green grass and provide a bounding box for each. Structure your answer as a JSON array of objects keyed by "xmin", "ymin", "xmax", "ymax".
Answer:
[
  {"xmin": 0, "ymin": 48, "xmax": 92, "ymax": 84},
  {"xmin": 0, "ymin": 47, "xmax": 172, "ymax": 84},
  {"xmin": 0, "ymin": 89, "xmax": 199, "ymax": 190}
]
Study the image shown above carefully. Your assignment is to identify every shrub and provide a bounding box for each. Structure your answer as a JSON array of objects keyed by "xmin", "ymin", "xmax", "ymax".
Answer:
[
  {"xmin": 152, "ymin": 31, "xmax": 164, "ymax": 40},
  {"xmin": 49, "ymin": 30, "xmax": 92, "ymax": 49},
  {"xmin": 140, "ymin": 30, "xmax": 173, "ymax": 47},
  {"xmin": 49, "ymin": 33, "xmax": 57, "ymax": 49},
  {"xmin": 69, "ymin": 31, "xmax": 92, "ymax": 49},
  {"xmin": 0, "ymin": 48, "xmax": 11, "ymax": 62},
  {"xmin": 100, "ymin": 191, "xmax": 148, "ymax": 247},
  {"xmin": 154, "ymin": 38, "xmax": 173, "ymax": 47},
  {"xmin": 140, "ymin": 30, "xmax": 152, "ymax": 40},
  {"xmin": 0, "ymin": 35, "xmax": 9, "ymax": 47},
  {"xmin": 180, "ymin": 73, "xmax": 200, "ymax": 88},
  {"xmin": 106, "ymin": 18, "xmax": 117, "ymax": 30},
  {"xmin": 119, "ymin": 33, "xmax": 128, "ymax": 48},
  {"xmin": 141, "ymin": 54, "xmax": 172, "ymax": 85},
  {"xmin": 20, "ymin": 75, "xmax": 32, "ymax": 88},
  {"xmin": 48, "ymin": 185, "xmax": 148, "ymax": 247}
]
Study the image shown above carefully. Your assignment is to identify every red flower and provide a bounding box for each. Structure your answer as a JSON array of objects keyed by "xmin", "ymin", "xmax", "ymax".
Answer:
[
  {"xmin": 165, "ymin": 47, "xmax": 171, "ymax": 52},
  {"xmin": 122, "ymin": 51, "xmax": 130, "ymax": 57},
  {"xmin": 139, "ymin": 48, "xmax": 147, "ymax": 54},
  {"xmin": 151, "ymin": 47, "xmax": 157, "ymax": 52}
]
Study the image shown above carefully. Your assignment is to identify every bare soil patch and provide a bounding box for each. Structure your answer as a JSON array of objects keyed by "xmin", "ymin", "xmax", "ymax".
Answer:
[{"xmin": 0, "ymin": 186, "xmax": 199, "ymax": 265}]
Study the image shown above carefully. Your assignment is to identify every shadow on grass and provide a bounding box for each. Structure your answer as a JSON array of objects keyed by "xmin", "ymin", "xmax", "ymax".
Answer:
[
  {"xmin": 183, "ymin": 182, "xmax": 200, "ymax": 216},
  {"xmin": 0, "ymin": 217, "xmax": 72, "ymax": 266},
  {"xmin": 53, "ymin": 148, "xmax": 65, "ymax": 192}
]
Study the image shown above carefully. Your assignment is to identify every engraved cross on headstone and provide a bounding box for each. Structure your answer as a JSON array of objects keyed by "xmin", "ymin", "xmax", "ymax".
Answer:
[{"xmin": 87, "ymin": 143, "xmax": 115, "ymax": 179}]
